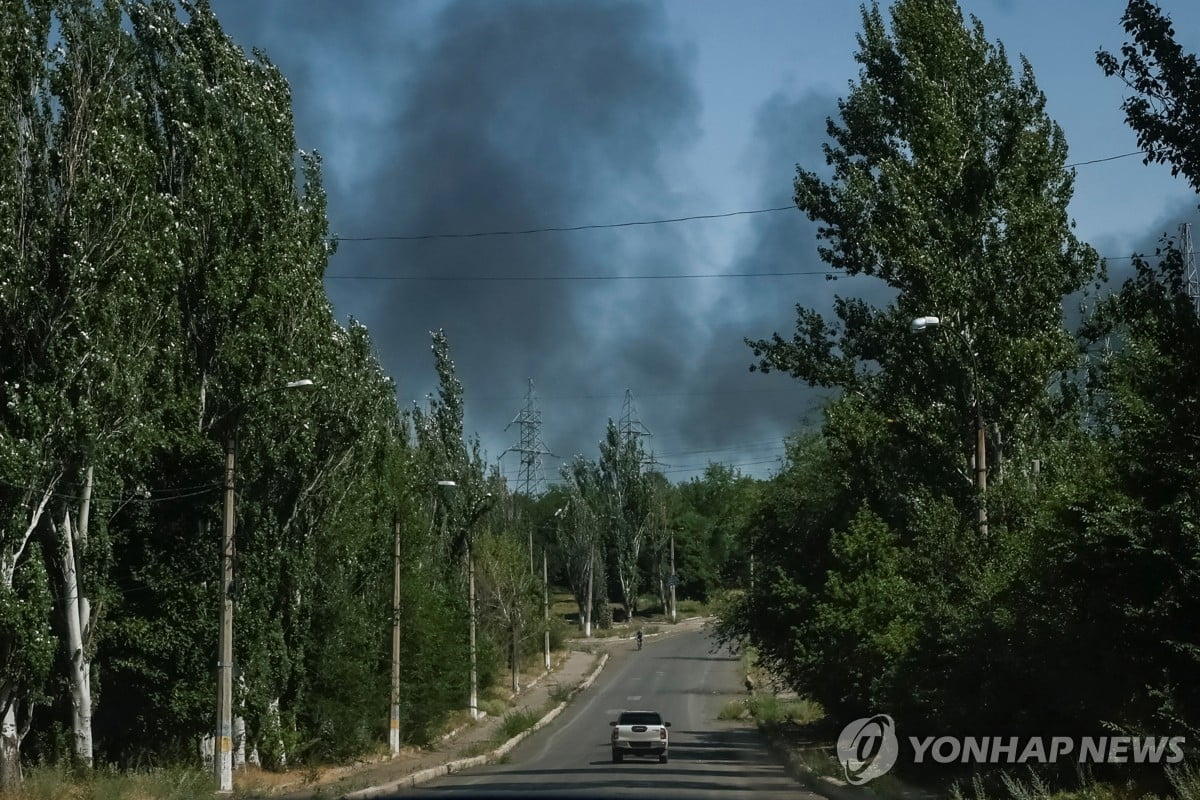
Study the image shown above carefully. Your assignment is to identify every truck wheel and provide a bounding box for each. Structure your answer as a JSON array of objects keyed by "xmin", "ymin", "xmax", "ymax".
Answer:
[
  {"xmin": 612, "ymin": 750, "xmax": 622, "ymax": 763},
  {"xmin": 659, "ymin": 753, "xmax": 668, "ymax": 763}
]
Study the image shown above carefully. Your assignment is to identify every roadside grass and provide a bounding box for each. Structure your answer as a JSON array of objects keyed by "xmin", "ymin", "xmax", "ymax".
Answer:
[
  {"xmin": 456, "ymin": 700, "xmax": 559, "ymax": 760},
  {"xmin": 496, "ymin": 708, "xmax": 541, "ymax": 740},
  {"xmin": 948, "ymin": 763, "xmax": 1200, "ymax": 800},
  {"xmin": 14, "ymin": 763, "xmax": 214, "ymax": 800},
  {"xmin": 718, "ymin": 699, "xmax": 749, "ymax": 720},
  {"xmin": 16, "ymin": 645, "xmax": 582, "ymax": 800},
  {"xmin": 459, "ymin": 740, "xmax": 493, "ymax": 759},
  {"xmin": 747, "ymin": 693, "xmax": 824, "ymax": 726},
  {"xmin": 547, "ymin": 681, "xmax": 572, "ymax": 704},
  {"xmin": 675, "ymin": 598, "xmax": 710, "ymax": 617},
  {"xmin": 479, "ymin": 698, "xmax": 508, "ymax": 717},
  {"xmin": 432, "ymin": 708, "xmax": 475, "ymax": 739}
]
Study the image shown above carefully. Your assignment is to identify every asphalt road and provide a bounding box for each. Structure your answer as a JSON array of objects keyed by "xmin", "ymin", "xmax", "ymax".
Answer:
[{"xmin": 379, "ymin": 628, "xmax": 825, "ymax": 799}]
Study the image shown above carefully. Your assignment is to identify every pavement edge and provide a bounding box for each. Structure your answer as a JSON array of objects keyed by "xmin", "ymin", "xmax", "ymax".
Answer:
[
  {"xmin": 340, "ymin": 651, "xmax": 610, "ymax": 799},
  {"xmin": 758, "ymin": 721, "xmax": 880, "ymax": 800}
]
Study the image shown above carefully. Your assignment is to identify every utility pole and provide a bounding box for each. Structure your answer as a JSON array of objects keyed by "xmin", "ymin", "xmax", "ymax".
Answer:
[
  {"xmin": 502, "ymin": 379, "xmax": 554, "ymax": 573},
  {"xmin": 216, "ymin": 435, "xmax": 235, "ymax": 794},
  {"xmin": 210, "ymin": 379, "xmax": 317, "ymax": 794},
  {"xmin": 543, "ymin": 548, "xmax": 550, "ymax": 671},
  {"xmin": 669, "ymin": 531, "xmax": 676, "ymax": 624},
  {"xmin": 389, "ymin": 513, "xmax": 402, "ymax": 755},
  {"xmin": 468, "ymin": 539, "xmax": 478, "ymax": 720},
  {"xmin": 975, "ymin": 405, "xmax": 988, "ymax": 538},
  {"xmin": 585, "ymin": 545, "xmax": 595, "ymax": 638}
]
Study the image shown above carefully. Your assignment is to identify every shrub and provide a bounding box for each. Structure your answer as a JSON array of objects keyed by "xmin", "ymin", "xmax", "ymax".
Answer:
[{"xmin": 497, "ymin": 708, "xmax": 540, "ymax": 740}]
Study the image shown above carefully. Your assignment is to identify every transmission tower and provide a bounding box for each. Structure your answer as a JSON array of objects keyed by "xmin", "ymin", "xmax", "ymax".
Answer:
[
  {"xmin": 1184, "ymin": 222, "xmax": 1199, "ymax": 314},
  {"xmin": 618, "ymin": 388, "xmax": 652, "ymax": 444},
  {"xmin": 502, "ymin": 378, "xmax": 553, "ymax": 497},
  {"xmin": 642, "ymin": 449, "xmax": 669, "ymax": 471},
  {"xmin": 617, "ymin": 389, "xmax": 669, "ymax": 469}
]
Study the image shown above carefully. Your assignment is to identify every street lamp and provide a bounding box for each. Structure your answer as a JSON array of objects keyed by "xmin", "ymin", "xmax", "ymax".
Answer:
[
  {"xmin": 464, "ymin": 491, "xmax": 492, "ymax": 720},
  {"xmin": 215, "ymin": 377, "xmax": 317, "ymax": 795},
  {"xmin": 910, "ymin": 315, "xmax": 988, "ymax": 537}
]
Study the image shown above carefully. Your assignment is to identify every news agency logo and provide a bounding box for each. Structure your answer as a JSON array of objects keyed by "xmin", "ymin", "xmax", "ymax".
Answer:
[
  {"xmin": 836, "ymin": 713, "xmax": 1188, "ymax": 785},
  {"xmin": 837, "ymin": 714, "xmax": 899, "ymax": 785}
]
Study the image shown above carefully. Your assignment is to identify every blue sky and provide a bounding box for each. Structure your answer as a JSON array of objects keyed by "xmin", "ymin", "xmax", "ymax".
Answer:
[{"xmin": 210, "ymin": 0, "xmax": 1200, "ymax": 485}]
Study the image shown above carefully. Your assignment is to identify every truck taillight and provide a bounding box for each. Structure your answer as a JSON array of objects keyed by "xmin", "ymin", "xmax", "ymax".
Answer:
[{"xmin": 660, "ymin": 728, "xmax": 667, "ymax": 740}]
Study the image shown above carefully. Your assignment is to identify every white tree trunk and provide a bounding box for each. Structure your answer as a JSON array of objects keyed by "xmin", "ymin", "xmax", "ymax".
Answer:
[
  {"xmin": 511, "ymin": 625, "xmax": 520, "ymax": 693},
  {"xmin": 0, "ymin": 480, "xmax": 57, "ymax": 791},
  {"xmin": 268, "ymin": 698, "xmax": 286, "ymax": 770},
  {"xmin": 199, "ymin": 734, "xmax": 215, "ymax": 771},
  {"xmin": 60, "ymin": 467, "xmax": 94, "ymax": 768},
  {"xmin": 0, "ymin": 701, "xmax": 25, "ymax": 793},
  {"xmin": 583, "ymin": 548, "xmax": 593, "ymax": 638},
  {"xmin": 234, "ymin": 672, "xmax": 250, "ymax": 769},
  {"xmin": 233, "ymin": 715, "xmax": 246, "ymax": 769}
]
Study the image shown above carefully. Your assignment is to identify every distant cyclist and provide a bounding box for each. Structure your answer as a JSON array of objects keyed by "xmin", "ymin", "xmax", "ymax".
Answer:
[{"xmin": 636, "ymin": 629, "xmax": 643, "ymax": 650}]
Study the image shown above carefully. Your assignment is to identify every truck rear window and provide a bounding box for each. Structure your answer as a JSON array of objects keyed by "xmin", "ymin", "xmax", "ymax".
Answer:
[{"xmin": 618, "ymin": 712, "xmax": 662, "ymax": 726}]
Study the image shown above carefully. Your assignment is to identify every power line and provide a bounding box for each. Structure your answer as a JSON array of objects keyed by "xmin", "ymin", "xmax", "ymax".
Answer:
[
  {"xmin": 658, "ymin": 457, "xmax": 784, "ymax": 476},
  {"xmin": 328, "ymin": 150, "xmax": 1147, "ymax": 244},
  {"xmin": 476, "ymin": 386, "xmax": 824, "ymax": 401},
  {"xmin": 325, "ymin": 253, "xmax": 1174, "ymax": 284},
  {"xmin": 1066, "ymin": 150, "xmax": 1147, "ymax": 167},
  {"xmin": 0, "ymin": 477, "xmax": 222, "ymax": 504},
  {"xmin": 324, "ymin": 269, "xmax": 841, "ymax": 282},
  {"xmin": 335, "ymin": 206, "xmax": 796, "ymax": 242},
  {"xmin": 655, "ymin": 439, "xmax": 788, "ymax": 458}
]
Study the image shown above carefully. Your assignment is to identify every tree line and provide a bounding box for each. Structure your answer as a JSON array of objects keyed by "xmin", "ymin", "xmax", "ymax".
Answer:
[
  {"xmin": 0, "ymin": 3, "xmax": 756, "ymax": 790},
  {"xmin": 715, "ymin": 0, "xmax": 1200, "ymax": 791}
]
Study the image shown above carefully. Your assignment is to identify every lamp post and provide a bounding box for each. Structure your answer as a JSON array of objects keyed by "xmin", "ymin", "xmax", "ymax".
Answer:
[
  {"xmin": 215, "ymin": 378, "xmax": 316, "ymax": 794},
  {"xmin": 669, "ymin": 530, "xmax": 677, "ymax": 624},
  {"xmin": 543, "ymin": 547, "xmax": 550, "ymax": 672},
  {"xmin": 911, "ymin": 316, "xmax": 988, "ymax": 537}
]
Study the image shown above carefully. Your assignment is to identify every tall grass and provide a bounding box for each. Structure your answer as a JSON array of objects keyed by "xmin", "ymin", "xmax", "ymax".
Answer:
[
  {"xmin": 496, "ymin": 708, "xmax": 541, "ymax": 741},
  {"xmin": 949, "ymin": 762, "xmax": 1200, "ymax": 800},
  {"xmin": 14, "ymin": 764, "xmax": 214, "ymax": 800},
  {"xmin": 746, "ymin": 693, "xmax": 824, "ymax": 726}
]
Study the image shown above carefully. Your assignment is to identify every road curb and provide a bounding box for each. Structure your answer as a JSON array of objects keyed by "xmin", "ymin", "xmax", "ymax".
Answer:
[
  {"xmin": 340, "ymin": 653, "xmax": 609, "ymax": 800},
  {"xmin": 759, "ymin": 722, "xmax": 878, "ymax": 800}
]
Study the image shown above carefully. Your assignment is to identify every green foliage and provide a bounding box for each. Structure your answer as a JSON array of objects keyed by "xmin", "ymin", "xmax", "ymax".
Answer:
[
  {"xmin": 746, "ymin": 694, "xmax": 825, "ymax": 726},
  {"xmin": 1, "ymin": 0, "xmax": 519, "ymax": 784},
  {"xmin": 722, "ymin": 1, "xmax": 1200, "ymax": 790},
  {"xmin": 496, "ymin": 708, "xmax": 541, "ymax": 741},
  {"xmin": 13, "ymin": 763, "xmax": 214, "ymax": 800},
  {"xmin": 1097, "ymin": 0, "xmax": 1200, "ymax": 193}
]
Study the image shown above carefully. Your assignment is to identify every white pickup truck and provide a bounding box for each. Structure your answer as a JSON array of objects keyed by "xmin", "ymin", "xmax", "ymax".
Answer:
[{"xmin": 610, "ymin": 710, "xmax": 671, "ymax": 763}]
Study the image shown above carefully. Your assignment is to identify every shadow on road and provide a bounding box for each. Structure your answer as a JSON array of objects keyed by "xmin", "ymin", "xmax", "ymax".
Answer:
[{"xmin": 387, "ymin": 725, "xmax": 790, "ymax": 798}]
